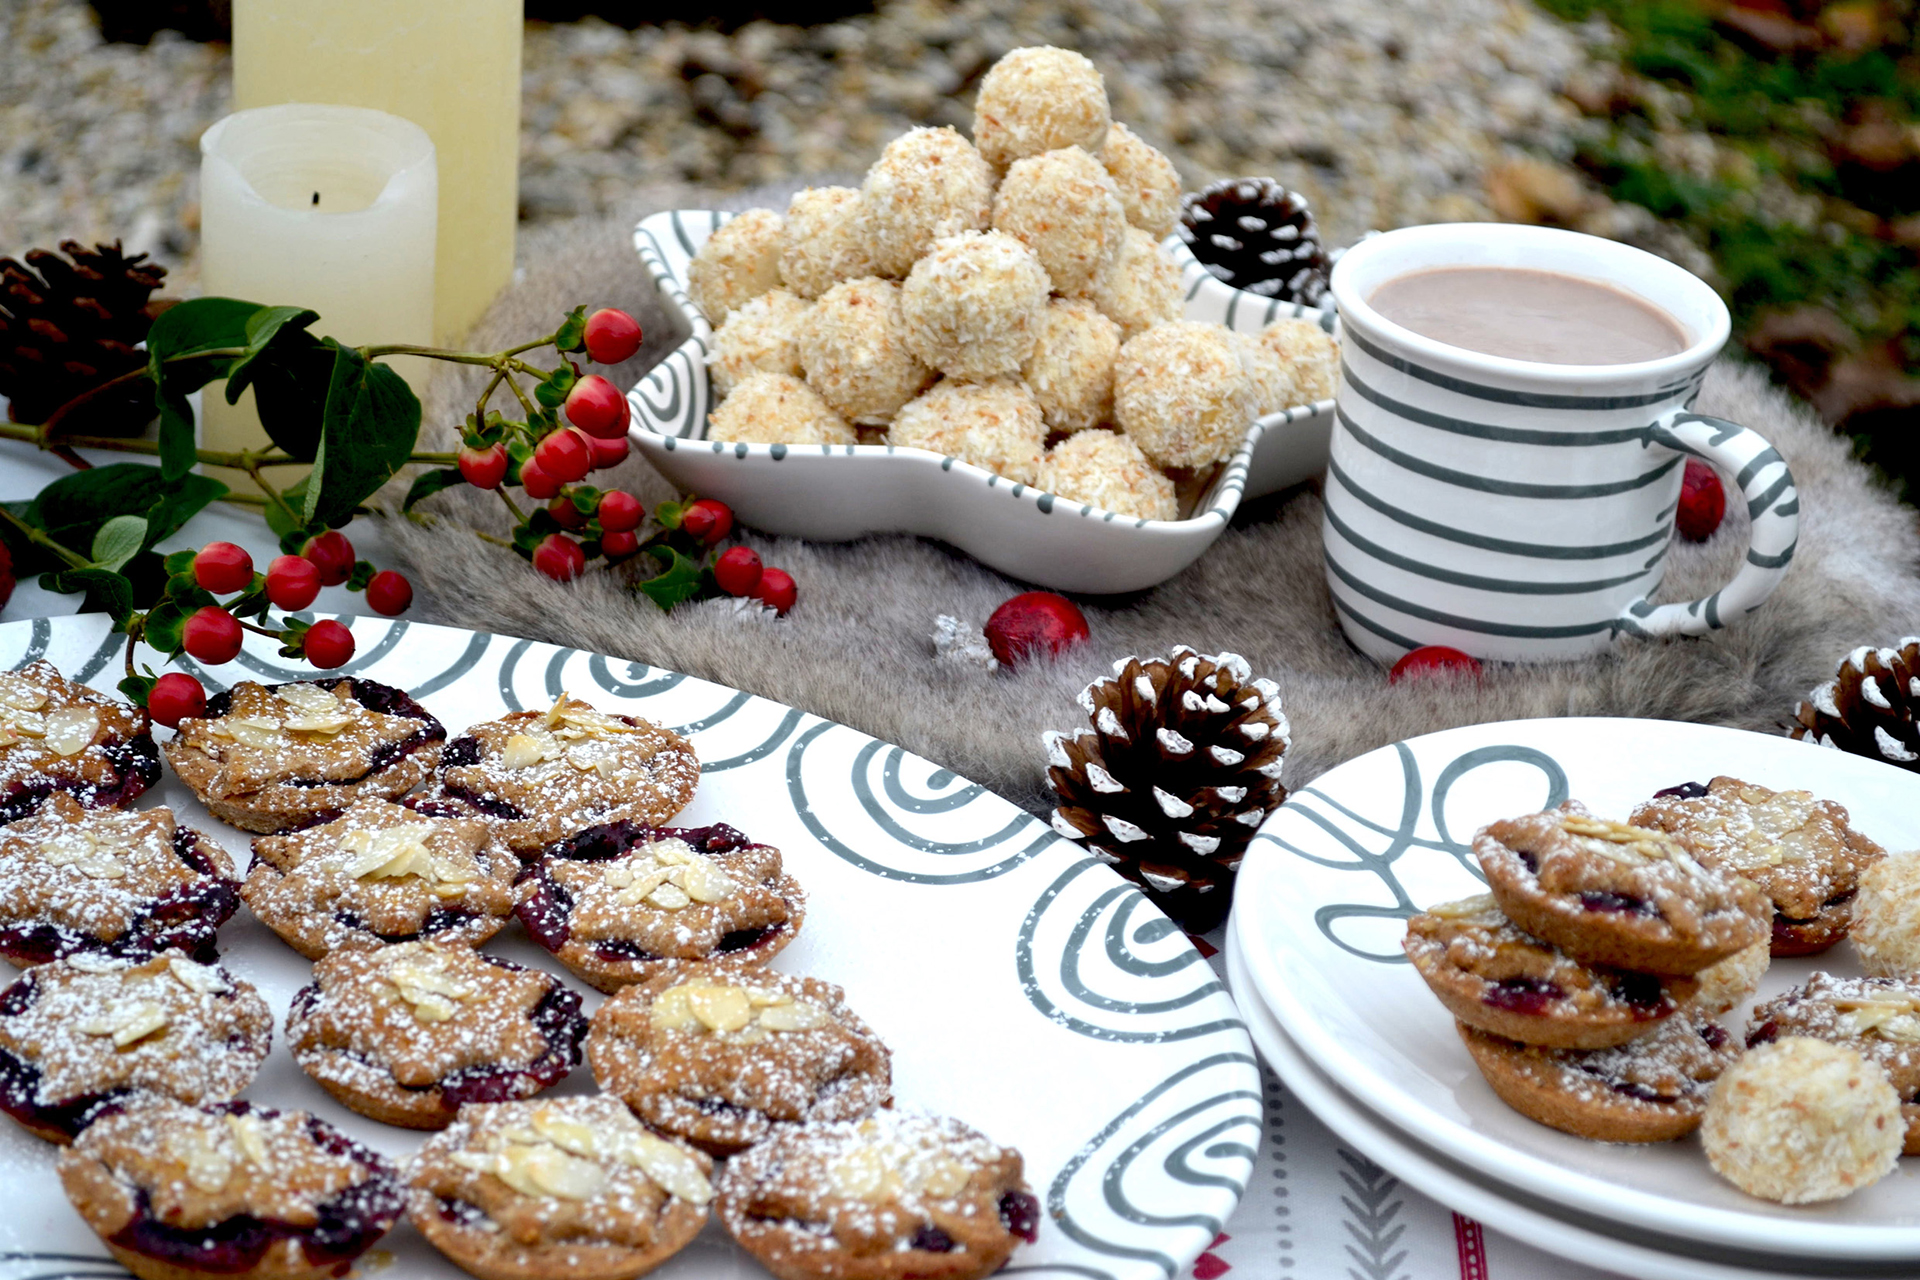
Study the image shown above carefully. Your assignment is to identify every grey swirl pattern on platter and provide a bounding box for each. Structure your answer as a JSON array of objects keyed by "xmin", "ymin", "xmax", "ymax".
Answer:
[{"xmin": 0, "ymin": 1254, "xmax": 124, "ymax": 1280}]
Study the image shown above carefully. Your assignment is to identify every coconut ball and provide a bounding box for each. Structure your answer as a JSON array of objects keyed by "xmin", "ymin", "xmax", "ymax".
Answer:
[
  {"xmin": 992, "ymin": 147, "xmax": 1128, "ymax": 297},
  {"xmin": 1114, "ymin": 321, "xmax": 1257, "ymax": 469},
  {"xmin": 708, "ymin": 290, "xmax": 811, "ymax": 396},
  {"xmin": 1035, "ymin": 429, "xmax": 1177, "ymax": 522},
  {"xmin": 1092, "ymin": 227, "xmax": 1185, "ymax": 342},
  {"xmin": 797, "ymin": 277, "xmax": 934, "ymax": 425},
  {"xmin": 1702, "ymin": 1037, "xmax": 1902, "ymax": 1204},
  {"xmin": 687, "ymin": 209, "xmax": 784, "ymax": 326},
  {"xmin": 972, "ymin": 46, "xmax": 1111, "ymax": 170},
  {"xmin": 1260, "ymin": 317, "xmax": 1341, "ymax": 403},
  {"xmin": 1687, "ymin": 940, "xmax": 1771, "ymax": 1016},
  {"xmin": 780, "ymin": 186, "xmax": 871, "ymax": 300},
  {"xmin": 1102, "ymin": 123, "xmax": 1182, "ymax": 238},
  {"xmin": 899, "ymin": 231, "xmax": 1051, "ymax": 383},
  {"xmin": 1852, "ymin": 852, "xmax": 1920, "ymax": 978},
  {"xmin": 1023, "ymin": 298, "xmax": 1120, "ymax": 432},
  {"xmin": 887, "ymin": 378, "xmax": 1046, "ymax": 486},
  {"xmin": 1237, "ymin": 331, "xmax": 1297, "ymax": 418},
  {"xmin": 856, "ymin": 126, "xmax": 995, "ymax": 279},
  {"xmin": 707, "ymin": 372, "xmax": 857, "ymax": 446}
]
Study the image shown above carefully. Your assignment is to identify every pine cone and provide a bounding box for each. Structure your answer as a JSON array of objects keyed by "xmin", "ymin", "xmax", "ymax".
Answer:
[
  {"xmin": 1178, "ymin": 178, "xmax": 1330, "ymax": 306},
  {"xmin": 1790, "ymin": 640, "xmax": 1920, "ymax": 770},
  {"xmin": 0, "ymin": 240, "xmax": 168, "ymax": 432},
  {"xmin": 1045, "ymin": 647, "xmax": 1289, "ymax": 929}
]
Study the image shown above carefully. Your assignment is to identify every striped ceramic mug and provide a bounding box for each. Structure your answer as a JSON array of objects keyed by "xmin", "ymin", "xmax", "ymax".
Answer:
[{"xmin": 1322, "ymin": 223, "xmax": 1798, "ymax": 664}]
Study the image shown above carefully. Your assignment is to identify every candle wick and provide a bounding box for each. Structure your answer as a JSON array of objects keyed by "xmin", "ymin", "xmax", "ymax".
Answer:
[{"xmin": 312, "ymin": 192, "xmax": 320, "ymax": 206}]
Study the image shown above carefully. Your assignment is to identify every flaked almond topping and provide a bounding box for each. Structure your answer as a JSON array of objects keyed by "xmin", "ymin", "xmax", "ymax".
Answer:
[
  {"xmin": 453, "ymin": 1105, "xmax": 714, "ymax": 1205},
  {"xmin": 602, "ymin": 839, "xmax": 736, "ymax": 911},
  {"xmin": 39, "ymin": 830, "xmax": 126, "ymax": 879},
  {"xmin": 81, "ymin": 999, "xmax": 169, "ymax": 1048},
  {"xmin": 41, "ymin": 706, "xmax": 98, "ymax": 756},
  {"xmin": 826, "ymin": 1140, "xmax": 973, "ymax": 1204},
  {"xmin": 1426, "ymin": 893, "xmax": 1499, "ymax": 920},
  {"xmin": 227, "ymin": 1113, "xmax": 272, "ymax": 1170},
  {"xmin": 276, "ymin": 683, "xmax": 358, "ymax": 735},
  {"xmin": 1560, "ymin": 815, "xmax": 1689, "ymax": 865},
  {"xmin": 0, "ymin": 678, "xmax": 49, "ymax": 712},
  {"xmin": 756, "ymin": 998, "xmax": 832, "ymax": 1032},
  {"xmin": 565, "ymin": 743, "xmax": 621, "ymax": 778},
  {"xmin": 543, "ymin": 692, "xmax": 641, "ymax": 739},
  {"xmin": 687, "ymin": 985, "xmax": 755, "ymax": 1032},
  {"xmin": 619, "ymin": 1129, "xmax": 714, "ymax": 1204},
  {"xmin": 169, "ymin": 956, "xmax": 231, "ymax": 995},
  {"xmin": 453, "ymin": 1142, "xmax": 609, "ymax": 1202},
  {"xmin": 340, "ymin": 824, "xmax": 477, "ymax": 897},
  {"xmin": 652, "ymin": 981, "xmax": 831, "ymax": 1036},
  {"xmin": 182, "ymin": 1129, "xmax": 235, "ymax": 1192},
  {"xmin": 218, "ymin": 716, "xmax": 286, "ymax": 750},
  {"xmin": 1836, "ymin": 995, "xmax": 1920, "ymax": 1041},
  {"xmin": 500, "ymin": 732, "xmax": 559, "ymax": 770},
  {"xmin": 66, "ymin": 954, "xmax": 127, "ymax": 974},
  {"xmin": 1697, "ymin": 790, "xmax": 1821, "ymax": 868},
  {"xmin": 381, "ymin": 954, "xmax": 474, "ymax": 1023}
]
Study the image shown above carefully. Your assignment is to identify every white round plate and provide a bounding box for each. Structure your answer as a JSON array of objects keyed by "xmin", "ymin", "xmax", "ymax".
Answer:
[
  {"xmin": 0, "ymin": 614, "xmax": 1259, "ymax": 1280},
  {"xmin": 623, "ymin": 209, "xmax": 1335, "ymax": 595},
  {"xmin": 1231, "ymin": 716, "xmax": 1920, "ymax": 1262}
]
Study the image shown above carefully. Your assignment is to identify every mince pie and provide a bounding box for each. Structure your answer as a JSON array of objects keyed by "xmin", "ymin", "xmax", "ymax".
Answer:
[
  {"xmin": 717, "ymin": 1111, "xmax": 1040, "ymax": 1280},
  {"xmin": 165, "ymin": 678, "xmax": 446, "ymax": 834},
  {"xmin": 0, "ymin": 952, "xmax": 270, "ymax": 1143},
  {"xmin": 589, "ymin": 964, "xmax": 891, "ymax": 1154},
  {"xmin": 1476, "ymin": 803, "xmax": 1769, "ymax": 975},
  {"xmin": 516, "ymin": 821, "xmax": 806, "ymax": 994},
  {"xmin": 57, "ymin": 1095, "xmax": 404, "ymax": 1280},
  {"xmin": 1747, "ymin": 973, "xmax": 1920, "ymax": 1154},
  {"xmin": 1632, "ymin": 777, "xmax": 1885, "ymax": 957},
  {"xmin": 420, "ymin": 692, "xmax": 700, "ymax": 857},
  {"xmin": 0, "ymin": 661, "xmax": 159, "ymax": 826},
  {"xmin": 408, "ymin": 1096, "xmax": 715, "ymax": 1280},
  {"xmin": 242, "ymin": 798, "xmax": 518, "ymax": 959},
  {"xmin": 286, "ymin": 940, "xmax": 587, "ymax": 1130},
  {"xmin": 1458, "ymin": 1013, "xmax": 1739, "ymax": 1143},
  {"xmin": 1404, "ymin": 894, "xmax": 1693, "ymax": 1050},
  {"xmin": 0, "ymin": 795, "xmax": 238, "ymax": 966}
]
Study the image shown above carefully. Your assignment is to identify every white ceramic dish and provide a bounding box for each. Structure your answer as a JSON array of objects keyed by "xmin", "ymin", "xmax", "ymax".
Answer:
[
  {"xmin": 1230, "ymin": 716, "xmax": 1920, "ymax": 1262},
  {"xmin": 626, "ymin": 209, "xmax": 1335, "ymax": 594},
  {"xmin": 0, "ymin": 614, "xmax": 1260, "ymax": 1279}
]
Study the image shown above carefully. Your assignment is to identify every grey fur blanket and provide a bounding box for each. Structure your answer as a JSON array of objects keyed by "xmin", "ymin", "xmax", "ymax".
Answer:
[{"xmin": 381, "ymin": 195, "xmax": 1920, "ymax": 818}]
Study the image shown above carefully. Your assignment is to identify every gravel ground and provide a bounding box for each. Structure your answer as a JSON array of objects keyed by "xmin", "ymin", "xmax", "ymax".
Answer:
[{"xmin": 4, "ymin": 0, "xmax": 1615, "ymax": 292}]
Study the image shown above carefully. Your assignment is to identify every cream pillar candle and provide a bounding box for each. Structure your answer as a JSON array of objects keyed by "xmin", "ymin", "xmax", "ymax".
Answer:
[{"xmin": 232, "ymin": 0, "xmax": 522, "ymax": 347}]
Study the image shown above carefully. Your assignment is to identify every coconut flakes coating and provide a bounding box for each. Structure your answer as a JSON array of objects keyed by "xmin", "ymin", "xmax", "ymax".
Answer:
[
  {"xmin": 888, "ymin": 379, "xmax": 1046, "ymax": 487},
  {"xmin": 1034, "ymin": 430, "xmax": 1176, "ymax": 522},
  {"xmin": 1852, "ymin": 852, "xmax": 1920, "ymax": 978},
  {"xmin": 1687, "ymin": 940, "xmax": 1771, "ymax": 1017},
  {"xmin": 1259, "ymin": 317, "xmax": 1340, "ymax": 403},
  {"xmin": 1101, "ymin": 124, "xmax": 1182, "ymax": 238},
  {"xmin": 972, "ymin": 46, "xmax": 1111, "ymax": 170},
  {"xmin": 799, "ymin": 277, "xmax": 934, "ymax": 425},
  {"xmin": 1023, "ymin": 298, "xmax": 1120, "ymax": 432},
  {"xmin": 992, "ymin": 147, "xmax": 1127, "ymax": 298},
  {"xmin": 1114, "ymin": 321, "xmax": 1257, "ymax": 469},
  {"xmin": 1091, "ymin": 226, "xmax": 1184, "ymax": 342},
  {"xmin": 900, "ymin": 231, "xmax": 1050, "ymax": 382},
  {"xmin": 709, "ymin": 373, "xmax": 857, "ymax": 447},
  {"xmin": 688, "ymin": 209, "xmax": 785, "ymax": 327},
  {"xmin": 1702, "ymin": 1036, "xmax": 1902, "ymax": 1204},
  {"xmin": 709, "ymin": 290, "xmax": 811, "ymax": 397},
  {"xmin": 781, "ymin": 186, "xmax": 872, "ymax": 300},
  {"xmin": 856, "ymin": 127, "xmax": 995, "ymax": 279},
  {"xmin": 1237, "ymin": 331, "xmax": 1296, "ymax": 418}
]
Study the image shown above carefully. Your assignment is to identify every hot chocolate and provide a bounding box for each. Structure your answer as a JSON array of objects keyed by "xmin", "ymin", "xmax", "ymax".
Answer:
[{"xmin": 1368, "ymin": 266, "xmax": 1690, "ymax": 366}]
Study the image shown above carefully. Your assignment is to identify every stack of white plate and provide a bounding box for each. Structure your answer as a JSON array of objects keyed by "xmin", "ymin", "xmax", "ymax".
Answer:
[{"xmin": 1226, "ymin": 716, "xmax": 1920, "ymax": 1280}]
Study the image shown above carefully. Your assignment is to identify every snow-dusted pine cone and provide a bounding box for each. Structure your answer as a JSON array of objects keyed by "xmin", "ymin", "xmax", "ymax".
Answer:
[
  {"xmin": 1791, "ymin": 640, "xmax": 1920, "ymax": 770},
  {"xmin": 0, "ymin": 240, "xmax": 168, "ymax": 431},
  {"xmin": 1178, "ymin": 178, "xmax": 1330, "ymax": 305}
]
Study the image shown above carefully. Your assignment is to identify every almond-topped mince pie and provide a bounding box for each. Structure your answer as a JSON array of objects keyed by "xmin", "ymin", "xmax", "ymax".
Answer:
[
  {"xmin": 57, "ymin": 1096, "xmax": 403, "ymax": 1280},
  {"xmin": 407, "ymin": 1096, "xmax": 716, "ymax": 1280},
  {"xmin": 420, "ymin": 692, "xmax": 700, "ymax": 857},
  {"xmin": 286, "ymin": 940, "xmax": 587, "ymax": 1130},
  {"xmin": 589, "ymin": 965, "xmax": 891, "ymax": 1155},
  {"xmin": 241, "ymin": 799, "xmax": 518, "ymax": 959},
  {"xmin": 1747, "ymin": 973, "xmax": 1920, "ymax": 1154},
  {"xmin": 165, "ymin": 678, "xmax": 446, "ymax": 834},
  {"xmin": 0, "ymin": 952, "xmax": 270, "ymax": 1143},
  {"xmin": 0, "ymin": 661, "xmax": 159, "ymax": 826},
  {"xmin": 1476, "ymin": 803, "xmax": 1769, "ymax": 975},
  {"xmin": 1403, "ymin": 894, "xmax": 1693, "ymax": 1050},
  {"xmin": 0, "ymin": 795, "xmax": 239, "ymax": 967},
  {"xmin": 1632, "ymin": 777, "xmax": 1885, "ymax": 957},
  {"xmin": 516, "ymin": 821, "xmax": 806, "ymax": 994},
  {"xmin": 717, "ymin": 1111, "xmax": 1040, "ymax": 1280}
]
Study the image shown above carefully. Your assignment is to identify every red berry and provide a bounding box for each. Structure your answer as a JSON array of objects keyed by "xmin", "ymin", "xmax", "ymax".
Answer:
[
  {"xmin": 303, "ymin": 619, "xmax": 355, "ymax": 669},
  {"xmin": 0, "ymin": 539, "xmax": 12, "ymax": 610},
  {"xmin": 146, "ymin": 673, "xmax": 206, "ymax": 728},
  {"xmin": 713, "ymin": 546, "xmax": 763, "ymax": 597},
  {"xmin": 519, "ymin": 458, "xmax": 562, "ymax": 500},
  {"xmin": 265, "ymin": 555, "xmax": 321, "ymax": 611},
  {"xmin": 602, "ymin": 529, "xmax": 640, "ymax": 558},
  {"xmin": 303, "ymin": 531, "xmax": 355, "ymax": 587},
  {"xmin": 534, "ymin": 427, "xmax": 593, "ymax": 483},
  {"xmin": 598, "ymin": 490, "xmax": 643, "ymax": 532},
  {"xmin": 563, "ymin": 375, "xmax": 630, "ymax": 440},
  {"xmin": 1388, "ymin": 645, "xmax": 1483, "ymax": 684},
  {"xmin": 1676, "ymin": 458, "xmax": 1726, "ymax": 542},
  {"xmin": 589, "ymin": 432, "xmax": 629, "ymax": 470},
  {"xmin": 533, "ymin": 533, "xmax": 587, "ymax": 583},
  {"xmin": 583, "ymin": 308, "xmax": 644, "ymax": 364},
  {"xmin": 548, "ymin": 496, "xmax": 588, "ymax": 531},
  {"xmin": 984, "ymin": 592, "xmax": 1090, "ymax": 668},
  {"xmin": 192, "ymin": 542, "xmax": 254, "ymax": 595},
  {"xmin": 459, "ymin": 442, "xmax": 509, "ymax": 490},
  {"xmin": 680, "ymin": 498, "xmax": 733, "ymax": 546},
  {"xmin": 754, "ymin": 567, "xmax": 797, "ymax": 615},
  {"xmin": 365, "ymin": 570, "xmax": 413, "ymax": 617},
  {"xmin": 181, "ymin": 606, "xmax": 243, "ymax": 666}
]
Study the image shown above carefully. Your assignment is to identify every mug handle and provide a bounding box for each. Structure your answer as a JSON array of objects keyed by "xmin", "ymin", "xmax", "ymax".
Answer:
[{"xmin": 1614, "ymin": 410, "xmax": 1799, "ymax": 639}]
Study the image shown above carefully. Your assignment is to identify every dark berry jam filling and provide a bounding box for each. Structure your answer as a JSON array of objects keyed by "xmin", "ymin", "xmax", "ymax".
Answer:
[
  {"xmin": 432, "ymin": 786, "xmax": 524, "ymax": 820},
  {"xmin": 437, "ymin": 1197, "xmax": 492, "ymax": 1228},
  {"xmin": 1608, "ymin": 1080, "xmax": 1678, "ymax": 1104},
  {"xmin": 999, "ymin": 1190, "xmax": 1041, "ymax": 1243},
  {"xmin": 0, "ymin": 1040, "xmax": 130, "ymax": 1139},
  {"xmin": 1483, "ymin": 976, "xmax": 1563, "ymax": 1015},
  {"xmin": 0, "ymin": 875, "xmax": 239, "ymax": 967},
  {"xmin": 0, "ymin": 732, "xmax": 161, "ymax": 827},
  {"xmin": 718, "ymin": 925, "xmax": 775, "ymax": 954},
  {"xmin": 1610, "ymin": 971, "xmax": 1666, "ymax": 1014},
  {"xmin": 1579, "ymin": 890, "xmax": 1654, "ymax": 916},
  {"xmin": 1652, "ymin": 781, "xmax": 1709, "ymax": 800},
  {"xmin": 203, "ymin": 679, "xmax": 445, "ymax": 789},
  {"xmin": 1702, "ymin": 1023, "xmax": 1731, "ymax": 1050},
  {"xmin": 1515, "ymin": 850, "xmax": 1539, "ymax": 873},
  {"xmin": 332, "ymin": 905, "xmax": 479, "ymax": 945},
  {"xmin": 910, "ymin": 1224, "xmax": 956, "ymax": 1252},
  {"xmin": 1747, "ymin": 1019, "xmax": 1780, "ymax": 1047},
  {"xmin": 514, "ymin": 867, "xmax": 574, "ymax": 951},
  {"xmin": 440, "ymin": 735, "xmax": 484, "ymax": 768},
  {"xmin": 591, "ymin": 939, "xmax": 660, "ymax": 962},
  {"xmin": 437, "ymin": 985, "xmax": 586, "ymax": 1111},
  {"xmin": 542, "ymin": 820, "xmax": 754, "ymax": 865}
]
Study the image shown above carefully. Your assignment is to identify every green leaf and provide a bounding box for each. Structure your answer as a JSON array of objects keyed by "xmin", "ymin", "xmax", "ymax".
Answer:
[
  {"xmin": 146, "ymin": 297, "xmax": 264, "ymax": 480},
  {"xmin": 403, "ymin": 467, "xmax": 468, "ymax": 513},
  {"xmin": 46, "ymin": 567, "xmax": 135, "ymax": 627},
  {"xmin": 222, "ymin": 306, "xmax": 332, "ymax": 461},
  {"xmin": 25, "ymin": 464, "xmax": 224, "ymax": 565},
  {"xmin": 162, "ymin": 548, "xmax": 196, "ymax": 578},
  {"xmin": 346, "ymin": 560, "xmax": 376, "ymax": 592},
  {"xmin": 117, "ymin": 674, "xmax": 157, "ymax": 708},
  {"xmin": 555, "ymin": 306, "xmax": 588, "ymax": 354},
  {"xmin": 304, "ymin": 343, "xmax": 421, "ymax": 526},
  {"xmin": 654, "ymin": 500, "xmax": 685, "ymax": 530},
  {"xmin": 142, "ymin": 599, "xmax": 195, "ymax": 655},
  {"xmin": 143, "ymin": 473, "xmax": 227, "ymax": 551},
  {"xmin": 636, "ymin": 546, "xmax": 705, "ymax": 612},
  {"xmin": 568, "ymin": 486, "xmax": 601, "ymax": 515},
  {"xmin": 223, "ymin": 307, "xmax": 320, "ymax": 402},
  {"xmin": 89, "ymin": 515, "xmax": 148, "ymax": 572},
  {"xmin": 535, "ymin": 363, "xmax": 577, "ymax": 409}
]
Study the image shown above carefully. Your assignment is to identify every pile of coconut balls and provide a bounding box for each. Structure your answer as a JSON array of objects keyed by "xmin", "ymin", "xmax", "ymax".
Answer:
[{"xmin": 686, "ymin": 45, "xmax": 1339, "ymax": 523}]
